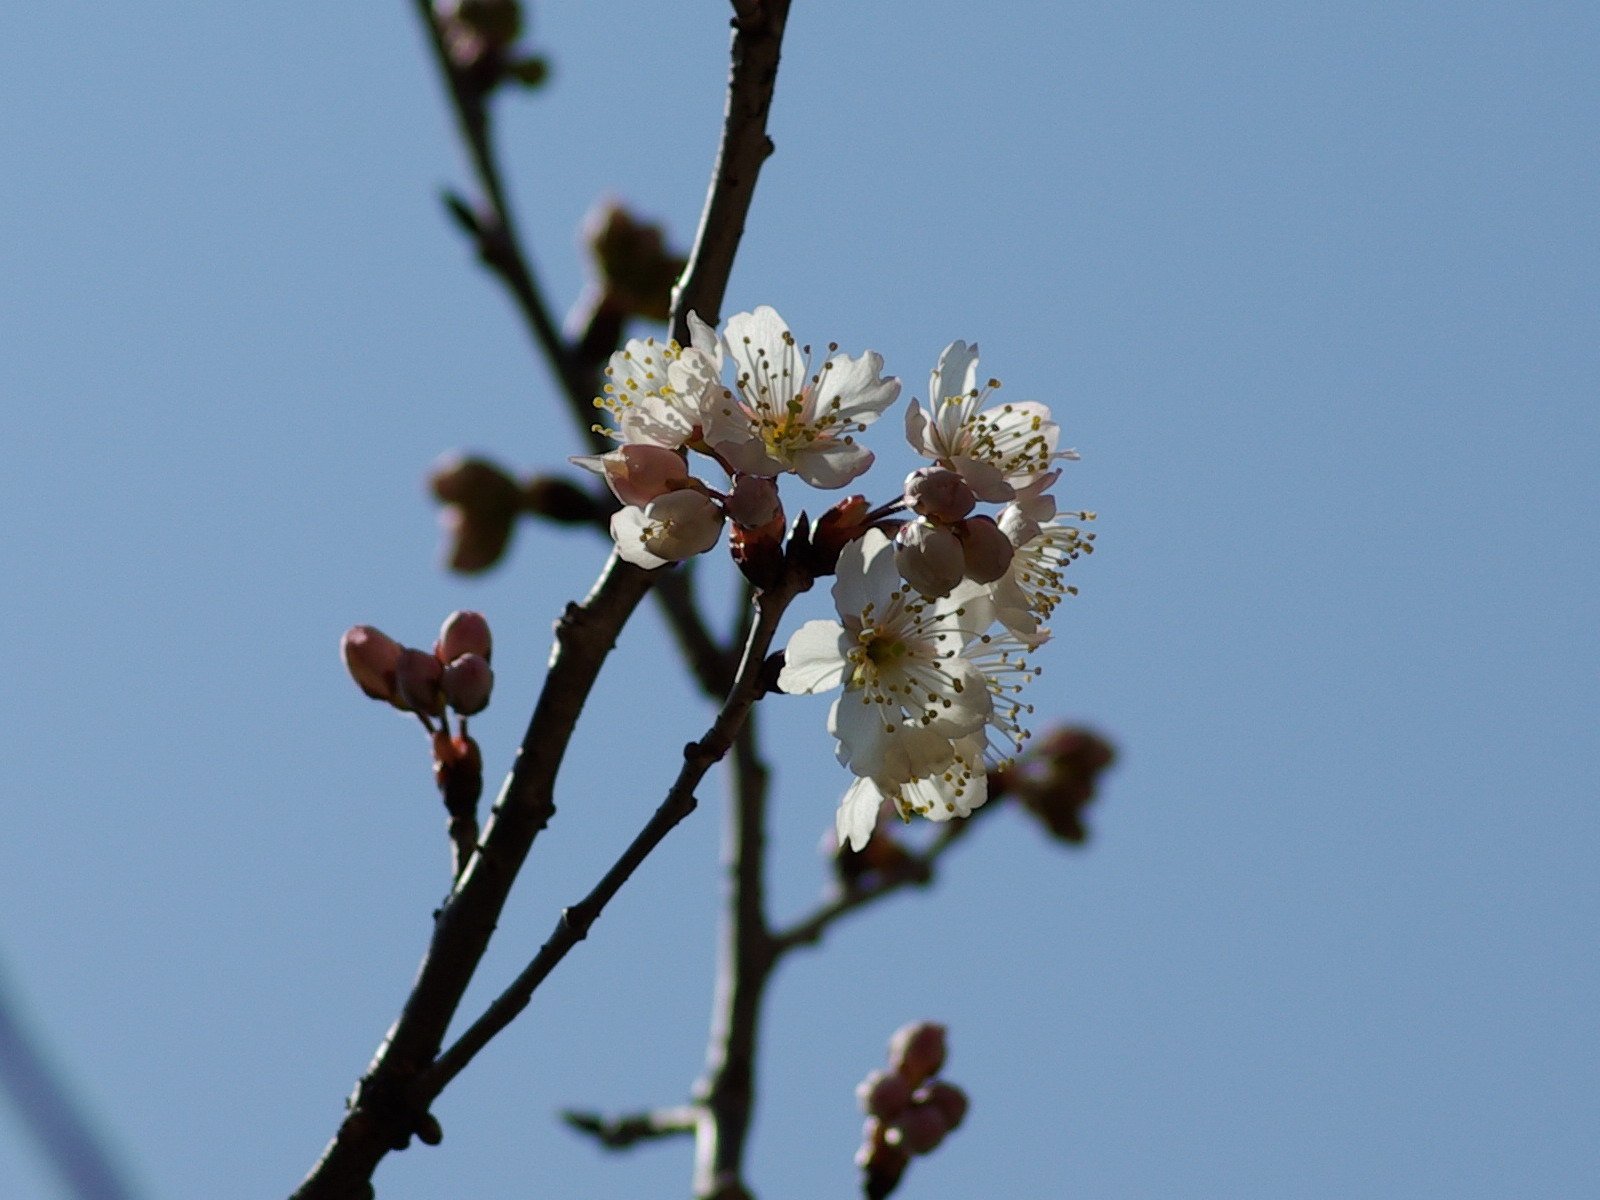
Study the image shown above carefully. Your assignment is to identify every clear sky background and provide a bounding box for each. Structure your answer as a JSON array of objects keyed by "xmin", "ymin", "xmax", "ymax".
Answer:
[{"xmin": 3, "ymin": 1, "xmax": 1596, "ymax": 1197}]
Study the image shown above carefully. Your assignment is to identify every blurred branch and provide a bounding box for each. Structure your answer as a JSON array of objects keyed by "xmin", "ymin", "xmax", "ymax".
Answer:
[
  {"xmin": 410, "ymin": 0, "xmax": 605, "ymax": 445},
  {"xmin": 691, "ymin": 715, "xmax": 775, "ymax": 1200},
  {"xmin": 562, "ymin": 1105, "xmax": 698, "ymax": 1149},
  {"xmin": 0, "ymin": 966, "xmax": 139, "ymax": 1200},
  {"xmin": 413, "ymin": 571, "xmax": 809, "ymax": 1106},
  {"xmin": 668, "ymin": 0, "xmax": 794, "ymax": 342},
  {"xmin": 291, "ymin": 553, "xmax": 655, "ymax": 1200}
]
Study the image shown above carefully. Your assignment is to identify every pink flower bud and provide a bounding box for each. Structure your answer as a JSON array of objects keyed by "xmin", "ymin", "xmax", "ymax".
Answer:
[
  {"xmin": 437, "ymin": 610, "xmax": 493, "ymax": 663},
  {"xmin": 394, "ymin": 648, "xmax": 445, "ymax": 716},
  {"xmin": 894, "ymin": 521, "xmax": 965, "ymax": 598},
  {"xmin": 341, "ymin": 626, "xmax": 403, "ymax": 705},
  {"xmin": 440, "ymin": 653, "xmax": 494, "ymax": 715},
  {"xmin": 956, "ymin": 514, "xmax": 1014, "ymax": 584},
  {"xmin": 724, "ymin": 474, "xmax": 782, "ymax": 529},
  {"xmin": 856, "ymin": 1069, "xmax": 913, "ymax": 1119},
  {"xmin": 887, "ymin": 1103, "xmax": 949, "ymax": 1155},
  {"xmin": 916, "ymin": 1081, "xmax": 969, "ymax": 1131},
  {"xmin": 572, "ymin": 444, "xmax": 691, "ymax": 508},
  {"xmin": 887, "ymin": 1022, "xmax": 947, "ymax": 1086},
  {"xmin": 903, "ymin": 467, "xmax": 976, "ymax": 522}
]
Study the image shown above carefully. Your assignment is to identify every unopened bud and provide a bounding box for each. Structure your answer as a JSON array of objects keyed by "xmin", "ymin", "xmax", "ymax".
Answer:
[
  {"xmin": 917, "ymin": 1081, "xmax": 969, "ymax": 1131},
  {"xmin": 887, "ymin": 1022, "xmax": 946, "ymax": 1087},
  {"xmin": 725, "ymin": 475, "xmax": 782, "ymax": 528},
  {"xmin": 957, "ymin": 514, "xmax": 1014, "ymax": 584},
  {"xmin": 448, "ymin": 0, "xmax": 521, "ymax": 46},
  {"xmin": 341, "ymin": 626, "xmax": 402, "ymax": 705},
  {"xmin": 1001, "ymin": 726, "xmax": 1117, "ymax": 844},
  {"xmin": 903, "ymin": 467, "xmax": 976, "ymax": 522},
  {"xmin": 431, "ymin": 454, "xmax": 523, "ymax": 574},
  {"xmin": 437, "ymin": 610, "xmax": 492, "ymax": 663},
  {"xmin": 857, "ymin": 1069, "xmax": 912, "ymax": 1120},
  {"xmin": 584, "ymin": 200, "xmax": 686, "ymax": 324},
  {"xmin": 431, "ymin": 453, "xmax": 521, "ymax": 508},
  {"xmin": 894, "ymin": 520, "xmax": 965, "ymax": 598},
  {"xmin": 855, "ymin": 1118, "xmax": 909, "ymax": 1200},
  {"xmin": 799, "ymin": 494, "xmax": 871, "ymax": 575},
  {"xmin": 440, "ymin": 653, "xmax": 493, "ymax": 715},
  {"xmin": 394, "ymin": 648, "xmax": 445, "ymax": 716},
  {"xmin": 887, "ymin": 1103, "xmax": 948, "ymax": 1155}
]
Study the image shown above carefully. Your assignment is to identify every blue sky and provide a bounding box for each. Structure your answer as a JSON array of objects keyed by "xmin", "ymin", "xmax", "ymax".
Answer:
[{"xmin": 3, "ymin": 2, "xmax": 1596, "ymax": 1197}]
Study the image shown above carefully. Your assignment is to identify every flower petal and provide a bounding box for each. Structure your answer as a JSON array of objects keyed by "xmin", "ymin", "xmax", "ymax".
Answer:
[
  {"xmin": 836, "ymin": 776, "xmax": 884, "ymax": 851},
  {"xmin": 778, "ymin": 620, "xmax": 850, "ymax": 694}
]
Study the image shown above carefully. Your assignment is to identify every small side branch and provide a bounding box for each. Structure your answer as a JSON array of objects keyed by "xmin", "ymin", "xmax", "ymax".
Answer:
[
  {"xmin": 772, "ymin": 824, "xmax": 971, "ymax": 955},
  {"xmin": 561, "ymin": 1105, "xmax": 699, "ymax": 1150}
]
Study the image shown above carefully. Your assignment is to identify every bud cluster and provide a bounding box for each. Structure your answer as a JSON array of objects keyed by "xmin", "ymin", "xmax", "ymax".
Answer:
[
  {"xmin": 340, "ymin": 610, "xmax": 495, "ymax": 722},
  {"xmin": 855, "ymin": 1022, "xmax": 969, "ymax": 1199},
  {"xmin": 434, "ymin": 0, "xmax": 549, "ymax": 96},
  {"xmin": 341, "ymin": 611, "xmax": 498, "ymax": 876}
]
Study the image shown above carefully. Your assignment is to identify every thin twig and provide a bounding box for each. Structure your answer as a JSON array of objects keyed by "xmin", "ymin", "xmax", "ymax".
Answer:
[
  {"xmin": 561, "ymin": 1105, "xmax": 699, "ymax": 1149},
  {"xmin": 772, "ymin": 824, "xmax": 971, "ymax": 955},
  {"xmin": 408, "ymin": 0, "xmax": 600, "ymax": 442},
  {"xmin": 413, "ymin": 573, "xmax": 807, "ymax": 1103},
  {"xmin": 669, "ymin": 0, "xmax": 795, "ymax": 343},
  {"xmin": 291, "ymin": 554, "xmax": 654, "ymax": 1200}
]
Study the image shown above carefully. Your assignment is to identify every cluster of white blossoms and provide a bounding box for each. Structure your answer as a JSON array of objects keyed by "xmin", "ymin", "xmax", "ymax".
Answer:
[{"xmin": 576, "ymin": 306, "xmax": 1092, "ymax": 848}]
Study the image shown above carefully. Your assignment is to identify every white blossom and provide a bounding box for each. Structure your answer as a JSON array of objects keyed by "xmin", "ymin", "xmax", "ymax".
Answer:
[
  {"xmin": 779, "ymin": 529, "xmax": 991, "ymax": 787},
  {"xmin": 593, "ymin": 315, "xmax": 724, "ymax": 449},
  {"xmin": 610, "ymin": 488, "xmax": 725, "ymax": 569},
  {"xmin": 903, "ymin": 341, "xmax": 1075, "ymax": 501},
  {"xmin": 704, "ymin": 306, "xmax": 900, "ymax": 488}
]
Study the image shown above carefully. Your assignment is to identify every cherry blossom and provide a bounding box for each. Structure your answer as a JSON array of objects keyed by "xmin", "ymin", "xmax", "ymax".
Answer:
[{"xmin": 704, "ymin": 306, "xmax": 900, "ymax": 488}]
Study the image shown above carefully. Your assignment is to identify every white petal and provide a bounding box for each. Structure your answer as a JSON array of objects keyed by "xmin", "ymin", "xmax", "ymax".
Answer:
[
  {"xmin": 778, "ymin": 621, "xmax": 850, "ymax": 694},
  {"xmin": 726, "ymin": 306, "xmax": 803, "ymax": 414},
  {"xmin": 930, "ymin": 340, "xmax": 980, "ymax": 405},
  {"xmin": 793, "ymin": 439, "xmax": 874, "ymax": 489},
  {"xmin": 904, "ymin": 399, "xmax": 935, "ymax": 458},
  {"xmin": 610, "ymin": 507, "xmax": 669, "ymax": 569},
  {"xmin": 812, "ymin": 351, "xmax": 900, "ymax": 426},
  {"xmin": 835, "ymin": 776, "xmax": 884, "ymax": 851},
  {"xmin": 830, "ymin": 528, "xmax": 895, "ymax": 618}
]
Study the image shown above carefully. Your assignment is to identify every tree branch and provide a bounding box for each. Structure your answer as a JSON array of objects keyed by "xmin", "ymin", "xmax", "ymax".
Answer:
[
  {"xmin": 409, "ymin": 0, "xmax": 604, "ymax": 445},
  {"xmin": 290, "ymin": 554, "xmax": 654, "ymax": 1200},
  {"xmin": 669, "ymin": 0, "xmax": 795, "ymax": 343},
  {"xmin": 411, "ymin": 573, "xmax": 809, "ymax": 1106},
  {"xmin": 691, "ymin": 713, "xmax": 776, "ymax": 1200}
]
